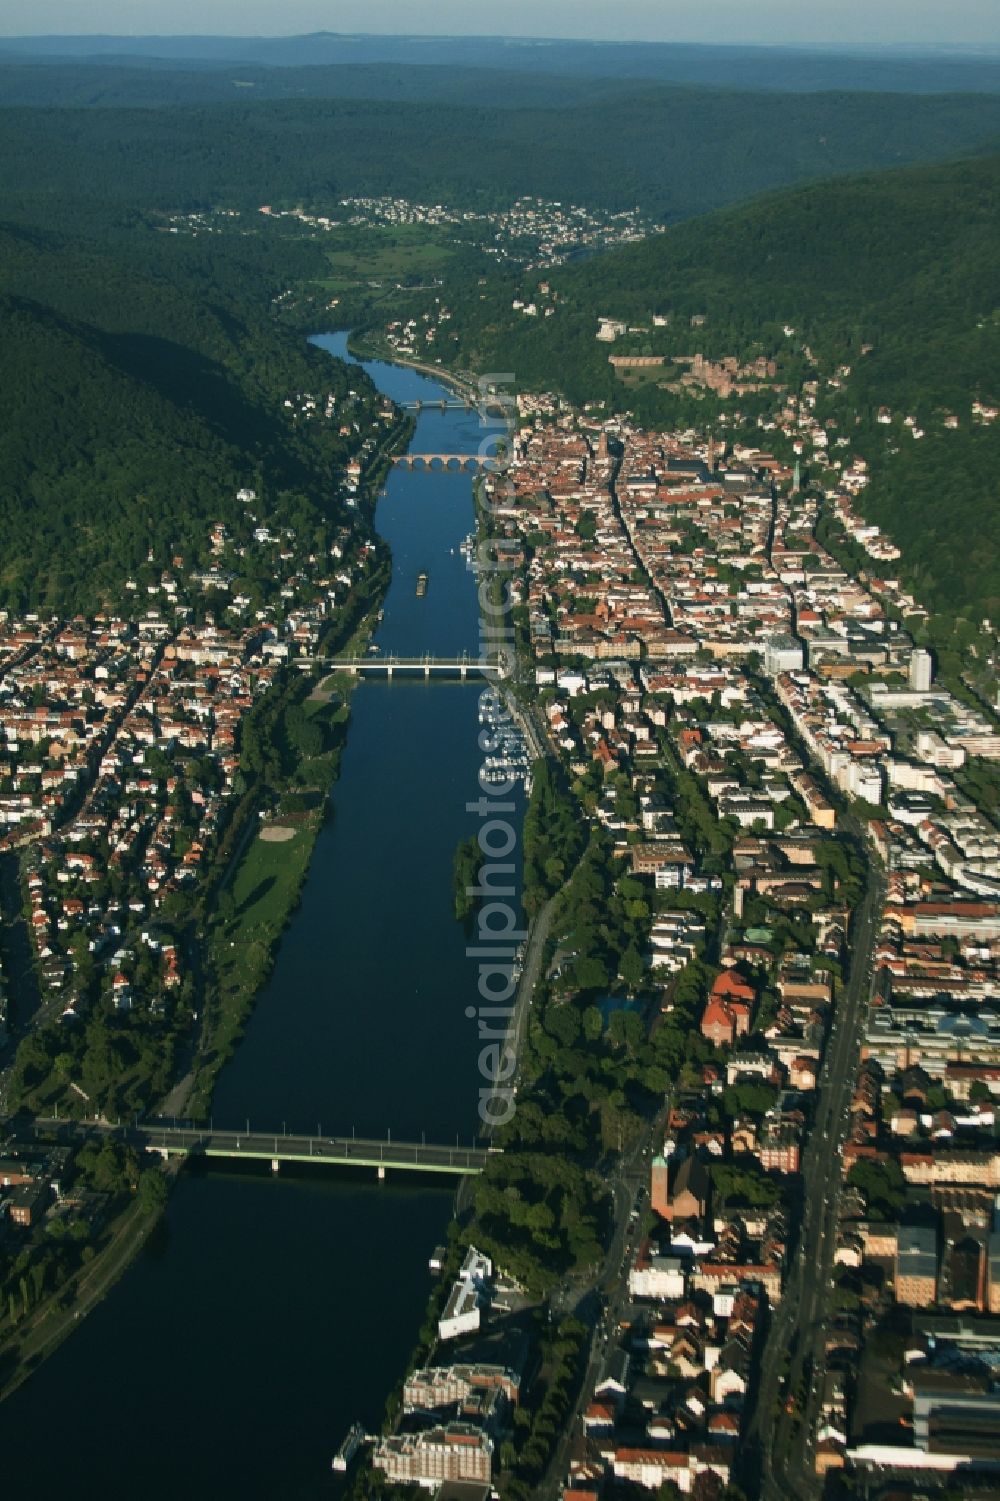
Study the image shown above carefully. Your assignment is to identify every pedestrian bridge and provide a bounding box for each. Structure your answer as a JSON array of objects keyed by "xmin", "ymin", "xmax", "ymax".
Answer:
[
  {"xmin": 314, "ymin": 654, "xmax": 501, "ymax": 680},
  {"xmin": 34, "ymin": 1119, "xmax": 491, "ymax": 1178}
]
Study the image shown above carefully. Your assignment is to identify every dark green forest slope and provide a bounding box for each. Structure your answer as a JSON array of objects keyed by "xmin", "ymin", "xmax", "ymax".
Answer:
[
  {"xmin": 425, "ymin": 152, "xmax": 1000, "ymax": 620},
  {"xmin": 0, "ymin": 61, "xmax": 656, "ymax": 110},
  {"xmin": 3, "ymin": 54, "xmax": 1000, "ymax": 108},
  {"xmin": 435, "ymin": 152, "xmax": 999, "ymax": 405},
  {"xmin": 0, "ymin": 214, "xmax": 373, "ymax": 614},
  {"xmin": 0, "ymin": 88, "xmax": 998, "ymax": 221}
]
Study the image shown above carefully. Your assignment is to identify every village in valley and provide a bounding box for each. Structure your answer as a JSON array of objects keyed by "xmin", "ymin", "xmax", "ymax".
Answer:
[{"xmin": 0, "ymin": 239, "xmax": 997, "ymax": 1500}]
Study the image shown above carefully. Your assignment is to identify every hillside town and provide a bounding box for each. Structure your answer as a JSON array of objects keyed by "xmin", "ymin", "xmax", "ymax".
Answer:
[
  {"xmin": 166, "ymin": 196, "xmax": 660, "ymax": 273},
  {"xmin": 0, "ymin": 381, "xmax": 394, "ymax": 1279}
]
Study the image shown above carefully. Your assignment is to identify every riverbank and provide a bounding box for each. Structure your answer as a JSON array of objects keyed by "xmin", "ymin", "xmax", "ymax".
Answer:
[
  {"xmin": 0, "ymin": 333, "xmax": 499, "ymax": 1491},
  {"xmin": 0, "ymin": 355, "xmax": 407, "ymax": 1398},
  {"xmin": 163, "ymin": 402, "xmax": 409, "ymax": 1123},
  {"xmin": 183, "ymin": 592, "xmax": 388, "ymax": 1123},
  {"xmin": 346, "ymin": 330, "xmax": 480, "ymax": 403},
  {"xmin": 0, "ymin": 644, "xmax": 384, "ymax": 1402},
  {"xmin": 0, "ymin": 1167, "xmax": 171, "ymax": 1403}
]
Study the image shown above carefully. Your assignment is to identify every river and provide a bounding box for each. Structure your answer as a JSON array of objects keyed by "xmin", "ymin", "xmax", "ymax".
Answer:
[{"xmin": 0, "ymin": 332, "xmax": 518, "ymax": 1499}]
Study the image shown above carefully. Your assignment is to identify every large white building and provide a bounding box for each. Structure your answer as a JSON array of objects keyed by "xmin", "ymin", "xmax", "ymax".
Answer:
[
  {"xmin": 630, "ymin": 1254, "xmax": 686, "ymax": 1301},
  {"xmin": 909, "ymin": 648, "xmax": 933, "ymax": 693}
]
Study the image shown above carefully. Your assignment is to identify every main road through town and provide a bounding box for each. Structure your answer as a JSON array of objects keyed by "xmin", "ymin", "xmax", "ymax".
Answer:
[{"xmin": 747, "ymin": 815, "xmax": 884, "ymax": 1499}]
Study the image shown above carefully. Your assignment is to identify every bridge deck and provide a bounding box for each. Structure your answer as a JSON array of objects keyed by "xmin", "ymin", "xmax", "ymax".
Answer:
[
  {"xmin": 392, "ymin": 453, "xmax": 496, "ymax": 470},
  {"xmin": 315, "ymin": 656, "xmax": 499, "ymax": 677},
  {"xmin": 34, "ymin": 1120, "xmax": 488, "ymax": 1176},
  {"xmin": 149, "ymin": 1129, "xmax": 487, "ymax": 1174}
]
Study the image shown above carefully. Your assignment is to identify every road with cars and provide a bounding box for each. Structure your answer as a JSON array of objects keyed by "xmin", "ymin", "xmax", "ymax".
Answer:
[
  {"xmin": 748, "ymin": 823, "xmax": 883, "ymax": 1499},
  {"xmin": 541, "ymin": 1101, "xmax": 670, "ymax": 1500}
]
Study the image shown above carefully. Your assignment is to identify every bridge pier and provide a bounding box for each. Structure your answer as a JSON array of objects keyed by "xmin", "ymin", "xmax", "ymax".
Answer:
[
  {"xmin": 386, "ymin": 664, "xmax": 393, "ymax": 679},
  {"xmin": 460, "ymin": 664, "xmax": 467, "ymax": 680},
  {"xmin": 271, "ymin": 1158, "xmax": 280, "ymax": 1174},
  {"xmin": 377, "ymin": 1165, "xmax": 386, "ymax": 1181}
]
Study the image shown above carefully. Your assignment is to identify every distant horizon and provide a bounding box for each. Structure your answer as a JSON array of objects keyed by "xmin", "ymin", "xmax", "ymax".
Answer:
[
  {"xmin": 0, "ymin": 30, "xmax": 997, "ymax": 57},
  {"xmin": 0, "ymin": 0, "xmax": 997, "ymax": 54}
]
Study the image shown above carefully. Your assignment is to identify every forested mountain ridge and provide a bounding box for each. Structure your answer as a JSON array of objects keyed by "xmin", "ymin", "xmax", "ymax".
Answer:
[
  {"xmin": 433, "ymin": 151, "xmax": 999, "ymax": 411},
  {"xmin": 3, "ymin": 56, "xmax": 1000, "ymax": 109},
  {"xmin": 0, "ymin": 212, "xmax": 378, "ymax": 615},
  {"xmin": 2, "ymin": 33, "xmax": 999, "ymax": 94},
  {"xmin": 412, "ymin": 151, "xmax": 1000, "ymax": 621},
  {"xmin": 0, "ymin": 87, "xmax": 998, "ymax": 222},
  {"xmin": 0, "ymin": 292, "xmax": 250, "ymax": 611}
]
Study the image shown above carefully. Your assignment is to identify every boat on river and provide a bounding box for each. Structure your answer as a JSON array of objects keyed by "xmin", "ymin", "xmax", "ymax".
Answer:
[
  {"xmin": 415, "ymin": 571, "xmax": 428, "ymax": 597},
  {"xmin": 332, "ymin": 1422, "xmax": 366, "ymax": 1472}
]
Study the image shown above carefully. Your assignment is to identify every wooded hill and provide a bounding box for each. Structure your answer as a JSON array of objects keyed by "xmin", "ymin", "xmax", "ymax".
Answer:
[
  {"xmin": 423, "ymin": 151, "xmax": 1000, "ymax": 621},
  {"xmin": 2, "ymin": 33, "xmax": 999, "ymax": 94},
  {"xmin": 0, "ymin": 209, "xmax": 373, "ymax": 614},
  {"xmin": 0, "ymin": 85, "xmax": 998, "ymax": 222}
]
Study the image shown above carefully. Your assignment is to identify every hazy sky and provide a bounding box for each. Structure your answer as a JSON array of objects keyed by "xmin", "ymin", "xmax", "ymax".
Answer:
[{"xmin": 1, "ymin": 1, "xmax": 997, "ymax": 50}]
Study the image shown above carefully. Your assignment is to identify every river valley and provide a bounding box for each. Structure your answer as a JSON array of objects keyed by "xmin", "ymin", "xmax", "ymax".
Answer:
[{"xmin": 0, "ymin": 333, "xmax": 518, "ymax": 1499}]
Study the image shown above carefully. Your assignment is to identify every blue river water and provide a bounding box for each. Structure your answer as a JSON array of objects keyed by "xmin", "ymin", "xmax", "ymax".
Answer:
[{"xmin": 0, "ymin": 332, "xmax": 516, "ymax": 1499}]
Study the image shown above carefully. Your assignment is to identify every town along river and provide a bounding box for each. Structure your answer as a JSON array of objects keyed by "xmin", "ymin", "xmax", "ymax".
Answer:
[{"xmin": 1, "ymin": 332, "xmax": 520, "ymax": 1499}]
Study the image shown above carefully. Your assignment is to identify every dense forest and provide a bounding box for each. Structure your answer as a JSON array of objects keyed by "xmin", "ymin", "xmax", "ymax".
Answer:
[
  {"xmin": 422, "ymin": 150, "xmax": 1000, "ymax": 621},
  {"xmin": 3, "ymin": 53, "xmax": 1000, "ymax": 108},
  {"xmin": 0, "ymin": 204, "xmax": 374, "ymax": 613},
  {"xmin": 0, "ymin": 87, "xmax": 998, "ymax": 222}
]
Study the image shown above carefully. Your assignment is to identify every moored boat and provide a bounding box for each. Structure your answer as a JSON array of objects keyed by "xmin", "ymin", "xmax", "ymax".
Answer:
[{"xmin": 332, "ymin": 1422, "xmax": 366, "ymax": 1472}]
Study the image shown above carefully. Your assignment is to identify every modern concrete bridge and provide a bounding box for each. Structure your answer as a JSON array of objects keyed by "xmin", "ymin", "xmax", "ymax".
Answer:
[
  {"xmin": 33, "ymin": 1118, "xmax": 491, "ymax": 1178},
  {"xmin": 316, "ymin": 653, "xmax": 501, "ymax": 680}
]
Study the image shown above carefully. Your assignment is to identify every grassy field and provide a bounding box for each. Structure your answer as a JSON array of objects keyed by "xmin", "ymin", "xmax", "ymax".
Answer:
[
  {"xmin": 220, "ymin": 822, "xmax": 315, "ymax": 948},
  {"xmin": 186, "ymin": 809, "xmax": 321, "ymax": 1119},
  {"xmin": 315, "ymin": 223, "xmax": 470, "ymax": 291},
  {"xmin": 185, "ymin": 678, "xmax": 359, "ymax": 1117}
]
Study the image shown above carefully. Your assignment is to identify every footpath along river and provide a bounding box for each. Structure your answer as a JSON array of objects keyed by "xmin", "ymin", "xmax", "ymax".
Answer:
[{"xmin": 1, "ymin": 332, "xmax": 521, "ymax": 1499}]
